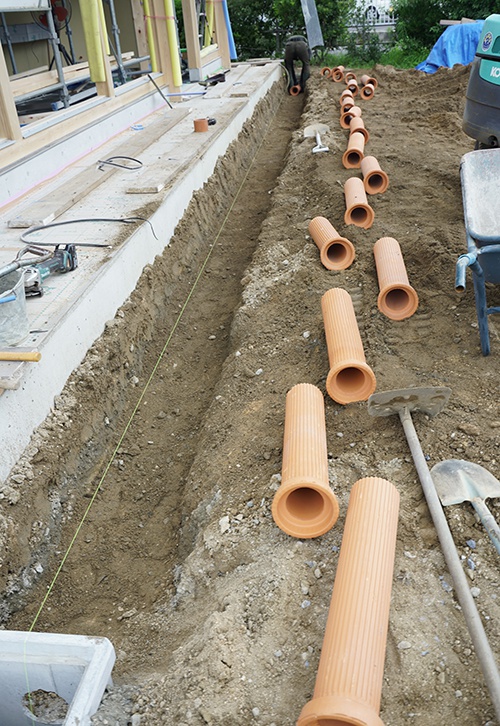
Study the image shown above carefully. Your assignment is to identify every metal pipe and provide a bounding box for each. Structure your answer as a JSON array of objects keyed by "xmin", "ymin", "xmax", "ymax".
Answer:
[
  {"xmin": 455, "ymin": 252, "xmax": 478, "ymax": 292},
  {"xmin": 105, "ymin": 0, "xmax": 126, "ymax": 84}
]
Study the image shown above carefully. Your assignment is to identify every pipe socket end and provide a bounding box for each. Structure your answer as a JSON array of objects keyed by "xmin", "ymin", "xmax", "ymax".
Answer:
[
  {"xmin": 326, "ymin": 361, "xmax": 376, "ymax": 404},
  {"xmin": 320, "ymin": 238, "xmax": 356, "ymax": 270},
  {"xmin": 377, "ymin": 284, "xmax": 419, "ymax": 320},
  {"xmin": 297, "ymin": 694, "xmax": 385, "ymax": 726},
  {"xmin": 272, "ymin": 481, "xmax": 339, "ymax": 538},
  {"xmin": 344, "ymin": 205, "xmax": 375, "ymax": 229}
]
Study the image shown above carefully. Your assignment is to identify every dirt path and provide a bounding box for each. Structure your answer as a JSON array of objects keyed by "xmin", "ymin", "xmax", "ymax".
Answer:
[{"xmin": 3, "ymin": 65, "xmax": 500, "ymax": 725}]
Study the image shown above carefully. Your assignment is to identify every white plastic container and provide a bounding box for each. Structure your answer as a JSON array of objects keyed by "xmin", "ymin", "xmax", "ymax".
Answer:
[
  {"xmin": 0, "ymin": 631, "xmax": 115, "ymax": 726},
  {"xmin": 0, "ymin": 270, "xmax": 29, "ymax": 346}
]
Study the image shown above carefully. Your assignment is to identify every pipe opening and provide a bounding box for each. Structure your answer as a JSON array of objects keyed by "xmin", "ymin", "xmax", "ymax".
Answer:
[
  {"xmin": 326, "ymin": 243, "xmax": 349, "ymax": 266},
  {"xmin": 286, "ymin": 487, "xmax": 324, "ymax": 520},
  {"xmin": 346, "ymin": 152, "xmax": 361, "ymax": 166},
  {"xmin": 366, "ymin": 173, "xmax": 385, "ymax": 191},
  {"xmin": 384, "ymin": 287, "xmax": 410, "ymax": 312},
  {"xmin": 335, "ymin": 366, "xmax": 369, "ymax": 394},
  {"xmin": 349, "ymin": 207, "xmax": 368, "ymax": 224}
]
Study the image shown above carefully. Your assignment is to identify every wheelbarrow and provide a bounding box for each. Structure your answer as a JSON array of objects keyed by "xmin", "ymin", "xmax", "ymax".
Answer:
[{"xmin": 455, "ymin": 148, "xmax": 500, "ymax": 355}]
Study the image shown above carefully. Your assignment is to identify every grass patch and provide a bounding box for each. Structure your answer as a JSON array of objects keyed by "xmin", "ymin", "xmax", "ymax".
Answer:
[{"xmin": 314, "ymin": 43, "xmax": 429, "ymax": 70}]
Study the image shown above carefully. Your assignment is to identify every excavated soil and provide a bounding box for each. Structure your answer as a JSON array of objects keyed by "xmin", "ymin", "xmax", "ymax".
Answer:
[{"xmin": 2, "ymin": 64, "xmax": 500, "ymax": 725}]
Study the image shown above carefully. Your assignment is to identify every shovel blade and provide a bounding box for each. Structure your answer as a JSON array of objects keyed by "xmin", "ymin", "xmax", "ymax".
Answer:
[
  {"xmin": 368, "ymin": 386, "xmax": 451, "ymax": 418},
  {"xmin": 303, "ymin": 123, "xmax": 330, "ymax": 138},
  {"xmin": 431, "ymin": 459, "xmax": 500, "ymax": 506}
]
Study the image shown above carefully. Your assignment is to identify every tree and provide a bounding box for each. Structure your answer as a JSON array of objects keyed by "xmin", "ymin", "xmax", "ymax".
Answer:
[
  {"xmin": 227, "ymin": 0, "xmax": 355, "ymax": 59},
  {"xmin": 394, "ymin": 0, "xmax": 500, "ymax": 51}
]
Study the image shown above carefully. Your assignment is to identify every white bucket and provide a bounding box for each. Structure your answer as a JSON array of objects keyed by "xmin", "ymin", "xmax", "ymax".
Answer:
[{"xmin": 0, "ymin": 270, "xmax": 29, "ymax": 346}]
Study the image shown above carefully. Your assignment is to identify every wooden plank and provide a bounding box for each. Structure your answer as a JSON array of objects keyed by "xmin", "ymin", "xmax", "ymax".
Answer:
[
  {"xmin": 8, "ymin": 108, "xmax": 190, "ymax": 227},
  {"xmin": 126, "ymin": 175, "xmax": 165, "ymax": 194},
  {"xmin": 0, "ymin": 46, "xmax": 21, "ymax": 141},
  {"xmin": 130, "ymin": 0, "xmax": 150, "ymax": 71}
]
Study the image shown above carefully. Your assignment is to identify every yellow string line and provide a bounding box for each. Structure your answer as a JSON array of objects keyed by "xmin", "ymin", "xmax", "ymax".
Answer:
[{"xmin": 27, "ymin": 92, "xmax": 284, "ymax": 633}]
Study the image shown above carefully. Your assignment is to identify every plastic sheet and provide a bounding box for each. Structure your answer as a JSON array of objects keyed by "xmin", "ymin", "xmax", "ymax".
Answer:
[{"xmin": 416, "ymin": 20, "xmax": 485, "ymax": 74}]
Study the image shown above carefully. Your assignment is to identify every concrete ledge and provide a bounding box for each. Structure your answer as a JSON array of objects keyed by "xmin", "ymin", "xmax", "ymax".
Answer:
[{"xmin": 0, "ymin": 61, "xmax": 282, "ymax": 482}]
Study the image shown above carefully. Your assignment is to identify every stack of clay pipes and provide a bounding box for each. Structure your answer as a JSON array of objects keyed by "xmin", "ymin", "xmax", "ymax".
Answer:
[{"xmin": 270, "ymin": 70, "xmax": 422, "ymax": 726}]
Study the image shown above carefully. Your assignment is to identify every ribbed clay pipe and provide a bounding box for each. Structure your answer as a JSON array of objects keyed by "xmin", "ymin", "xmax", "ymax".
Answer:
[
  {"xmin": 297, "ymin": 476, "xmax": 399, "ymax": 726},
  {"xmin": 340, "ymin": 88, "xmax": 353, "ymax": 104},
  {"xmin": 331, "ymin": 65, "xmax": 345, "ymax": 82},
  {"xmin": 340, "ymin": 106, "xmax": 362, "ymax": 129},
  {"xmin": 340, "ymin": 98, "xmax": 355, "ymax": 114},
  {"xmin": 342, "ymin": 131, "xmax": 365, "ymax": 169},
  {"xmin": 346, "ymin": 78, "xmax": 359, "ymax": 96},
  {"xmin": 373, "ymin": 237, "xmax": 419, "ymax": 321},
  {"xmin": 272, "ymin": 383, "xmax": 339, "ymax": 538},
  {"xmin": 321, "ymin": 288, "xmax": 376, "ymax": 403},
  {"xmin": 349, "ymin": 116, "xmax": 370, "ymax": 143},
  {"xmin": 320, "ymin": 66, "xmax": 332, "ymax": 78},
  {"xmin": 360, "ymin": 82, "xmax": 375, "ymax": 100},
  {"xmin": 309, "ymin": 216, "xmax": 355, "ymax": 271},
  {"xmin": 360, "ymin": 73, "xmax": 378, "ymax": 89},
  {"xmin": 360, "ymin": 155, "xmax": 389, "ymax": 194},
  {"xmin": 344, "ymin": 177, "xmax": 374, "ymax": 229}
]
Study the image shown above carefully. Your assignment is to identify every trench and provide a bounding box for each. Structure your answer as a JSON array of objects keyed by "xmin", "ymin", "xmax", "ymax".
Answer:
[{"xmin": 5, "ymin": 85, "xmax": 305, "ymax": 676}]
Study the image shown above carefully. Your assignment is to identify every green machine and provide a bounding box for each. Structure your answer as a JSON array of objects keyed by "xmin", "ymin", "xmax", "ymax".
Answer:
[{"xmin": 463, "ymin": 14, "xmax": 500, "ymax": 148}]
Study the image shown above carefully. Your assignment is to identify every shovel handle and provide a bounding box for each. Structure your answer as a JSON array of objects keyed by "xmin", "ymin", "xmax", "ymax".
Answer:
[
  {"xmin": 0, "ymin": 351, "xmax": 41, "ymax": 362},
  {"xmin": 471, "ymin": 498, "xmax": 500, "ymax": 557},
  {"xmin": 399, "ymin": 407, "xmax": 500, "ymax": 722}
]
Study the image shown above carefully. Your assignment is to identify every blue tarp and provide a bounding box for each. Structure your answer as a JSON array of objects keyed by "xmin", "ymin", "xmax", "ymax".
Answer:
[{"xmin": 416, "ymin": 20, "xmax": 485, "ymax": 73}]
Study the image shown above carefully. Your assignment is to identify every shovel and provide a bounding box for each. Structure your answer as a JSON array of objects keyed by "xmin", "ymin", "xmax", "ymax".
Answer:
[
  {"xmin": 368, "ymin": 387, "xmax": 500, "ymax": 722},
  {"xmin": 304, "ymin": 123, "xmax": 329, "ymax": 153},
  {"xmin": 431, "ymin": 458, "xmax": 500, "ymax": 557}
]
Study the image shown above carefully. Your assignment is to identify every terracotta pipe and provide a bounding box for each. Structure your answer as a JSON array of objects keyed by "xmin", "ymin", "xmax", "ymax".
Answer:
[
  {"xmin": 360, "ymin": 73, "xmax": 378, "ymax": 89},
  {"xmin": 346, "ymin": 78, "xmax": 359, "ymax": 96},
  {"xmin": 349, "ymin": 116, "xmax": 369, "ymax": 142},
  {"xmin": 344, "ymin": 177, "xmax": 375, "ymax": 229},
  {"xmin": 290, "ymin": 84, "xmax": 301, "ymax": 96},
  {"xmin": 373, "ymin": 237, "xmax": 419, "ymax": 321},
  {"xmin": 331, "ymin": 65, "xmax": 345, "ymax": 82},
  {"xmin": 309, "ymin": 216, "xmax": 355, "ymax": 271},
  {"xmin": 321, "ymin": 288, "xmax": 376, "ymax": 404},
  {"xmin": 361, "ymin": 82, "xmax": 375, "ymax": 100},
  {"xmin": 345, "ymin": 71, "xmax": 357, "ymax": 83},
  {"xmin": 320, "ymin": 66, "xmax": 332, "ymax": 78},
  {"xmin": 340, "ymin": 105, "xmax": 362, "ymax": 129},
  {"xmin": 272, "ymin": 383, "xmax": 339, "ymax": 538},
  {"xmin": 360, "ymin": 155, "xmax": 389, "ymax": 194},
  {"xmin": 193, "ymin": 118, "xmax": 209, "ymax": 132},
  {"xmin": 340, "ymin": 98, "xmax": 355, "ymax": 114},
  {"xmin": 297, "ymin": 476, "xmax": 399, "ymax": 726},
  {"xmin": 340, "ymin": 88, "xmax": 353, "ymax": 104},
  {"xmin": 342, "ymin": 131, "xmax": 365, "ymax": 169}
]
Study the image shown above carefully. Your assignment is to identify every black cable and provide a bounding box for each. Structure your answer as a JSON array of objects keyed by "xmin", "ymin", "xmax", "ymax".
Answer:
[
  {"xmin": 20, "ymin": 216, "xmax": 158, "ymax": 247},
  {"xmin": 97, "ymin": 156, "xmax": 143, "ymax": 171}
]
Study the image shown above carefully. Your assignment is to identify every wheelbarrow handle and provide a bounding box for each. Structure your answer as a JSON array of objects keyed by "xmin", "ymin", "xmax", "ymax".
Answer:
[{"xmin": 455, "ymin": 253, "xmax": 476, "ymax": 292}]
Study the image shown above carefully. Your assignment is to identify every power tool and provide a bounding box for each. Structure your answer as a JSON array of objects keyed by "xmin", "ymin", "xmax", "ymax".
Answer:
[{"xmin": 0, "ymin": 245, "xmax": 78, "ymax": 297}]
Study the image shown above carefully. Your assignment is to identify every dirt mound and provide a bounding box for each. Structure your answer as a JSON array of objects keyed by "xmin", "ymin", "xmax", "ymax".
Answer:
[{"xmin": 3, "ymin": 65, "xmax": 500, "ymax": 725}]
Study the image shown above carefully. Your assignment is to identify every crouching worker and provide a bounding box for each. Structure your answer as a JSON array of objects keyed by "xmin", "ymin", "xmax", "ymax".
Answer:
[{"xmin": 284, "ymin": 35, "xmax": 311, "ymax": 95}]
